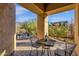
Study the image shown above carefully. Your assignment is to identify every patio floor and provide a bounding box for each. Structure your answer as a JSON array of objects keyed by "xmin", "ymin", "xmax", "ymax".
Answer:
[{"xmin": 12, "ymin": 38, "xmax": 77, "ymax": 56}]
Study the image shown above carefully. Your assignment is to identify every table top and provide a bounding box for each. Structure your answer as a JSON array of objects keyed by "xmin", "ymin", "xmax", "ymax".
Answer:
[{"xmin": 36, "ymin": 39, "xmax": 56, "ymax": 46}]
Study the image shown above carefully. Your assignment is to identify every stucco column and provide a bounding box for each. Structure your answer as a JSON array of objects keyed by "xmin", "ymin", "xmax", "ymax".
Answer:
[
  {"xmin": 0, "ymin": 4, "xmax": 16, "ymax": 55},
  {"xmin": 74, "ymin": 4, "xmax": 79, "ymax": 55},
  {"xmin": 37, "ymin": 13, "xmax": 48, "ymax": 39}
]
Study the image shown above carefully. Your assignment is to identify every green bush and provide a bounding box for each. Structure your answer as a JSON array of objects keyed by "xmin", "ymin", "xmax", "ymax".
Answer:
[
  {"xmin": 19, "ymin": 20, "xmax": 69, "ymax": 38},
  {"xmin": 48, "ymin": 23, "xmax": 69, "ymax": 38},
  {"xmin": 20, "ymin": 20, "xmax": 37, "ymax": 35}
]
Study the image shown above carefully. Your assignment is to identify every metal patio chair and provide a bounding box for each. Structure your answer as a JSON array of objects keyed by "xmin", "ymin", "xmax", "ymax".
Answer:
[
  {"xmin": 54, "ymin": 42, "xmax": 76, "ymax": 56},
  {"xmin": 29, "ymin": 36, "xmax": 40, "ymax": 56}
]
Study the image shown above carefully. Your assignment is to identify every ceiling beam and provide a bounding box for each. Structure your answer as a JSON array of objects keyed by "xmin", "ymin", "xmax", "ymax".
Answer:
[
  {"xmin": 19, "ymin": 3, "xmax": 44, "ymax": 14},
  {"xmin": 46, "ymin": 4, "xmax": 75, "ymax": 15}
]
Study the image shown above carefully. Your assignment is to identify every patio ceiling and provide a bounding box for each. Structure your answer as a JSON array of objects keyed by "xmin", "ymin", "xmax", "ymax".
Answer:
[
  {"xmin": 35, "ymin": 3, "xmax": 73, "ymax": 11},
  {"xmin": 19, "ymin": 3, "xmax": 75, "ymax": 15}
]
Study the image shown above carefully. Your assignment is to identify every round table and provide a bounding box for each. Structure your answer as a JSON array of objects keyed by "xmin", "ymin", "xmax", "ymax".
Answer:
[{"xmin": 36, "ymin": 39, "xmax": 56, "ymax": 56}]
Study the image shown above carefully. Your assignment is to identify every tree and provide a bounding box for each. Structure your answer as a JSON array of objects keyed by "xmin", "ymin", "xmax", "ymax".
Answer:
[
  {"xmin": 20, "ymin": 19, "xmax": 37, "ymax": 35},
  {"xmin": 55, "ymin": 24, "xmax": 68, "ymax": 38},
  {"xmin": 16, "ymin": 22, "xmax": 26, "ymax": 34}
]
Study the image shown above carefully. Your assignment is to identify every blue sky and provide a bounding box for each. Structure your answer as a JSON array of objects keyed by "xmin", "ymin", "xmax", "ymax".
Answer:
[
  {"xmin": 16, "ymin": 4, "xmax": 37, "ymax": 22},
  {"xmin": 48, "ymin": 10, "xmax": 75, "ymax": 23},
  {"xmin": 16, "ymin": 4, "xmax": 75, "ymax": 23}
]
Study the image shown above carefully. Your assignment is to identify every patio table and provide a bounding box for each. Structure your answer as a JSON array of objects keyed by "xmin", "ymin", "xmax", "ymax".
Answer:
[
  {"xmin": 36, "ymin": 39, "xmax": 56, "ymax": 46},
  {"xmin": 36, "ymin": 39, "xmax": 56, "ymax": 56}
]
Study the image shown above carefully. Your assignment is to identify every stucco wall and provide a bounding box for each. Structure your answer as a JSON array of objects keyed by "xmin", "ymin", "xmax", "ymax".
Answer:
[
  {"xmin": 74, "ymin": 4, "xmax": 79, "ymax": 55},
  {"xmin": 0, "ymin": 4, "xmax": 15, "ymax": 55},
  {"xmin": 37, "ymin": 13, "xmax": 48, "ymax": 39}
]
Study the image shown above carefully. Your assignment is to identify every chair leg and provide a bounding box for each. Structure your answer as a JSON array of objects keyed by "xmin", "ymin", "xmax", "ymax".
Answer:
[
  {"xmin": 47, "ymin": 47, "xmax": 51, "ymax": 56},
  {"xmin": 47, "ymin": 49, "xmax": 49, "ymax": 56},
  {"xmin": 36, "ymin": 48, "xmax": 38, "ymax": 56},
  {"xmin": 41, "ymin": 48, "xmax": 43, "ymax": 56},
  {"xmin": 54, "ymin": 52, "xmax": 57, "ymax": 56},
  {"xmin": 48, "ymin": 48, "xmax": 52, "ymax": 56},
  {"xmin": 41, "ymin": 47, "xmax": 44, "ymax": 56},
  {"xmin": 29, "ymin": 46, "xmax": 33, "ymax": 56},
  {"xmin": 54, "ymin": 50, "xmax": 57, "ymax": 56},
  {"xmin": 41, "ymin": 47, "xmax": 51, "ymax": 56},
  {"xmin": 29, "ymin": 50, "xmax": 32, "ymax": 56}
]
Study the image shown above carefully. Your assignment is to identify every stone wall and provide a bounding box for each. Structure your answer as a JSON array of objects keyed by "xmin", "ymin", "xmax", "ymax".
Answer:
[{"xmin": 0, "ymin": 4, "xmax": 16, "ymax": 55}]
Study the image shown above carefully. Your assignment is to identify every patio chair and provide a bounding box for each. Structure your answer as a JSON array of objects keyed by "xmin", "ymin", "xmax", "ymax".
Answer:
[
  {"xmin": 54, "ymin": 43, "xmax": 76, "ymax": 56},
  {"xmin": 29, "ymin": 36, "xmax": 40, "ymax": 56}
]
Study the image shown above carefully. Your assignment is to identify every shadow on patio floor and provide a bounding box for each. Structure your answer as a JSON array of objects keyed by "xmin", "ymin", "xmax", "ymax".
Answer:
[{"xmin": 12, "ymin": 50, "xmax": 55, "ymax": 56}]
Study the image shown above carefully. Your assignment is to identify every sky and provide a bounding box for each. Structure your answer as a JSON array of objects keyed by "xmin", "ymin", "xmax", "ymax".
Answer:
[
  {"xmin": 48, "ymin": 10, "xmax": 75, "ymax": 23},
  {"xmin": 16, "ymin": 4, "xmax": 37, "ymax": 22},
  {"xmin": 16, "ymin": 4, "xmax": 75, "ymax": 23}
]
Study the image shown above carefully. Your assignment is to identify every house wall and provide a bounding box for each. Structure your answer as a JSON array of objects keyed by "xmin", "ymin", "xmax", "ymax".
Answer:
[{"xmin": 0, "ymin": 4, "xmax": 16, "ymax": 55}]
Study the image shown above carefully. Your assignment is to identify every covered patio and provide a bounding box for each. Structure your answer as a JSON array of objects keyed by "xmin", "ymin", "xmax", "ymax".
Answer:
[{"xmin": 0, "ymin": 3, "xmax": 79, "ymax": 56}]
